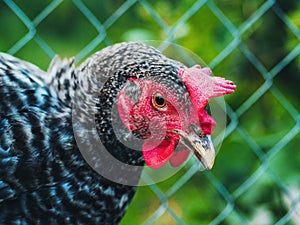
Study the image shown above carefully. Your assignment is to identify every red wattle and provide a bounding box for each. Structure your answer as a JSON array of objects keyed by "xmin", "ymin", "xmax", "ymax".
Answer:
[{"xmin": 142, "ymin": 139, "xmax": 175, "ymax": 169}]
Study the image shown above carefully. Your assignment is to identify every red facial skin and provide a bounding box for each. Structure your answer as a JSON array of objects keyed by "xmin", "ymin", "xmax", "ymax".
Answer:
[
  {"xmin": 118, "ymin": 78, "xmax": 205, "ymax": 169},
  {"xmin": 117, "ymin": 65, "xmax": 236, "ymax": 169}
]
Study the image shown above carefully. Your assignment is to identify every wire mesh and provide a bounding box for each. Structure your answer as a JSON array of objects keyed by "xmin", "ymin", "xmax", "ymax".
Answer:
[{"xmin": 1, "ymin": 0, "xmax": 299, "ymax": 224}]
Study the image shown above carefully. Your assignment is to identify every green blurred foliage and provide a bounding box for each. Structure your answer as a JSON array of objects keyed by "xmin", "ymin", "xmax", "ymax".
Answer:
[{"xmin": 0, "ymin": 0, "xmax": 299, "ymax": 224}]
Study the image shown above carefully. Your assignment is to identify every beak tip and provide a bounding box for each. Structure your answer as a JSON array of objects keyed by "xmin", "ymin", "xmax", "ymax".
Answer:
[
  {"xmin": 206, "ymin": 159, "xmax": 215, "ymax": 170},
  {"xmin": 170, "ymin": 129, "xmax": 216, "ymax": 170},
  {"xmin": 202, "ymin": 154, "xmax": 215, "ymax": 170}
]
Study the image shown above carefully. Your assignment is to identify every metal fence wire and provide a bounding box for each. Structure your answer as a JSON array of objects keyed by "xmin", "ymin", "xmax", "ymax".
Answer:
[{"xmin": 1, "ymin": 0, "xmax": 300, "ymax": 224}]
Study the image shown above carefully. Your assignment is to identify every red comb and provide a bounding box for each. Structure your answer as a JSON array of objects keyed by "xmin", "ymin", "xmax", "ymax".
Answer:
[
  {"xmin": 178, "ymin": 65, "xmax": 236, "ymax": 134},
  {"xmin": 178, "ymin": 65, "xmax": 236, "ymax": 111}
]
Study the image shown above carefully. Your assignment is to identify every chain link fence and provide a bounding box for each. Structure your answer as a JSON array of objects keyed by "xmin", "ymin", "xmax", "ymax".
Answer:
[{"xmin": 1, "ymin": 0, "xmax": 299, "ymax": 224}]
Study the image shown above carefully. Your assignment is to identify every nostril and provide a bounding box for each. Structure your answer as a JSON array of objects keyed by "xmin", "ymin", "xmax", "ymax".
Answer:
[{"xmin": 189, "ymin": 123, "xmax": 203, "ymax": 137}]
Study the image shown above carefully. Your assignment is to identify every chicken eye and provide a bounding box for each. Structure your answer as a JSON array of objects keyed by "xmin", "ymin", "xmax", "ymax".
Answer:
[{"xmin": 152, "ymin": 92, "xmax": 167, "ymax": 110}]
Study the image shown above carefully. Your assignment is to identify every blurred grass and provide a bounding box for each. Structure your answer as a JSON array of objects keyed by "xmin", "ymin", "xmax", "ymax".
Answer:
[{"xmin": 0, "ymin": 0, "xmax": 300, "ymax": 224}]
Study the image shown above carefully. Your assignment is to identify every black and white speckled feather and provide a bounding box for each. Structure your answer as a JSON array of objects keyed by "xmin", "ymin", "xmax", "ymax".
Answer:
[{"xmin": 0, "ymin": 42, "xmax": 187, "ymax": 224}]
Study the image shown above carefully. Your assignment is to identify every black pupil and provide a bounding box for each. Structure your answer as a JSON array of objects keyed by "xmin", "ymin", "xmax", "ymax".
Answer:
[{"xmin": 155, "ymin": 95, "xmax": 165, "ymax": 106}]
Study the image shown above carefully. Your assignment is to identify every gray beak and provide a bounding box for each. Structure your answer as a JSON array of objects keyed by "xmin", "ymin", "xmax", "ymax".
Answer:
[{"xmin": 171, "ymin": 124, "xmax": 215, "ymax": 170}]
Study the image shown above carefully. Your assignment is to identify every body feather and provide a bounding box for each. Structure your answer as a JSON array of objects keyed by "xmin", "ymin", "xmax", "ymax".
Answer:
[{"xmin": 0, "ymin": 53, "xmax": 136, "ymax": 225}]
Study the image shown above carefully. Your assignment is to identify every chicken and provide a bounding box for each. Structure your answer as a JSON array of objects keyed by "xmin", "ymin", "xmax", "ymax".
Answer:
[{"xmin": 0, "ymin": 42, "xmax": 235, "ymax": 224}]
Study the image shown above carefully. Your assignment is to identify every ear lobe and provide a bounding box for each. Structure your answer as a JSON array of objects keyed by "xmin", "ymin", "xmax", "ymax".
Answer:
[{"xmin": 117, "ymin": 79, "xmax": 141, "ymax": 130}]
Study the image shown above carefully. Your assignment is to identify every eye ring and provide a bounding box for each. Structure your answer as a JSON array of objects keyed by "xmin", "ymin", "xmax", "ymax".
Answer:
[{"xmin": 152, "ymin": 92, "xmax": 167, "ymax": 111}]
